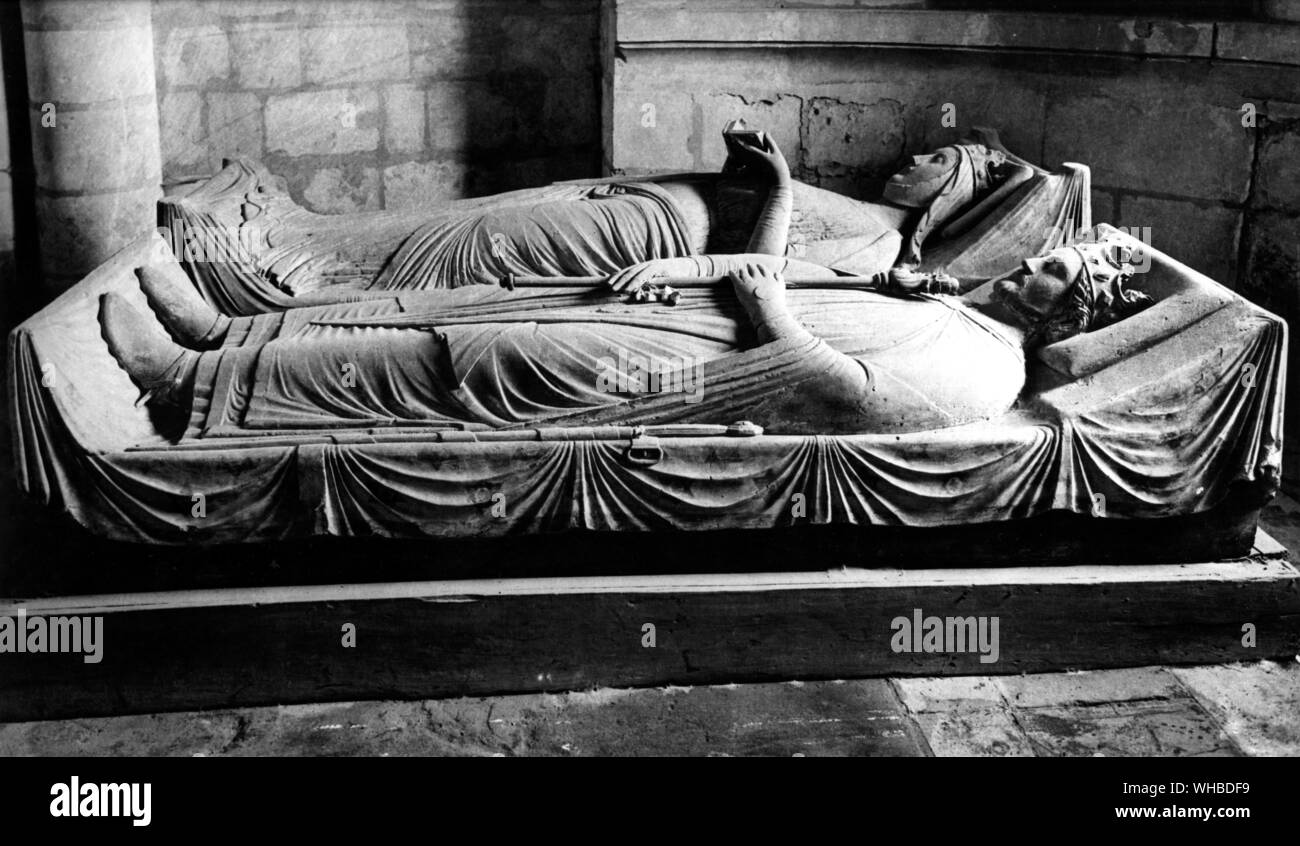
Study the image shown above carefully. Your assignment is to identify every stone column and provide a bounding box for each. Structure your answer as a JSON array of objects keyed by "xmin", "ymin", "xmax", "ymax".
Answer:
[{"xmin": 21, "ymin": 0, "xmax": 161, "ymax": 295}]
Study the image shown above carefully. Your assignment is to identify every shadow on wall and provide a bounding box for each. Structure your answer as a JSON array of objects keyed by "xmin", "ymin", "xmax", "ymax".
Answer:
[{"xmin": 457, "ymin": 5, "xmax": 596, "ymax": 196}]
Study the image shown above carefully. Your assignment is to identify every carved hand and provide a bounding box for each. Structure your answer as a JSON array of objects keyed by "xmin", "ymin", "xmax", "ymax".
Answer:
[
  {"xmin": 729, "ymin": 261, "xmax": 787, "ymax": 303},
  {"xmin": 725, "ymin": 135, "xmax": 791, "ymax": 181},
  {"xmin": 729, "ymin": 261, "xmax": 803, "ymax": 345},
  {"xmin": 606, "ymin": 257, "xmax": 710, "ymax": 292},
  {"xmin": 887, "ymin": 267, "xmax": 959, "ymax": 296}
]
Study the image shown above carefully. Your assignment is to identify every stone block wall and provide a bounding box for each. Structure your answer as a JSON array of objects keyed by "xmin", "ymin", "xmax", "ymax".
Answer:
[{"xmin": 152, "ymin": 0, "xmax": 601, "ymax": 210}]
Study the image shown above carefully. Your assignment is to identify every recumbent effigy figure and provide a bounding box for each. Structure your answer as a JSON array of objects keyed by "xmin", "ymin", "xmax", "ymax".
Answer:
[
  {"xmin": 163, "ymin": 126, "xmax": 1082, "ymax": 316},
  {"xmin": 100, "ymin": 215, "xmax": 1151, "ymax": 437}
]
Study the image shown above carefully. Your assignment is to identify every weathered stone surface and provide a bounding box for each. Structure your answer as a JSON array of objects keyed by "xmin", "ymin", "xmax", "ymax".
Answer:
[
  {"xmin": 803, "ymin": 96, "xmax": 906, "ymax": 175},
  {"xmin": 1254, "ymin": 129, "xmax": 1300, "ymax": 213},
  {"xmin": 0, "ymin": 681, "xmax": 931, "ymax": 757},
  {"xmin": 35, "ymin": 186, "xmax": 161, "ymax": 283},
  {"xmin": 411, "ymin": 681, "xmax": 928, "ymax": 758},
  {"xmin": 518, "ymin": 680, "xmax": 927, "ymax": 757},
  {"xmin": 159, "ymin": 24, "xmax": 231, "ymax": 88},
  {"xmin": 25, "ymin": 0, "xmax": 154, "ymax": 30},
  {"xmin": 290, "ymin": 0, "xmax": 388, "ymax": 24},
  {"xmin": 1218, "ymin": 21, "xmax": 1300, "ymax": 65},
  {"xmin": 160, "ymin": 91, "xmax": 205, "ymax": 174},
  {"xmin": 1117, "ymin": 195, "xmax": 1241, "ymax": 284},
  {"xmin": 618, "ymin": 5, "xmax": 1213, "ymax": 58},
  {"xmin": 265, "ymin": 89, "xmax": 380, "ymax": 156},
  {"xmin": 1019, "ymin": 699, "xmax": 1239, "ymax": 756},
  {"xmin": 408, "ymin": 13, "xmax": 476, "ymax": 79},
  {"xmin": 25, "ymin": 24, "xmax": 157, "ymax": 103},
  {"xmin": 915, "ymin": 87, "xmax": 1046, "ymax": 164},
  {"xmin": 1045, "ymin": 95, "xmax": 1254, "ymax": 203},
  {"xmin": 0, "ymin": 710, "xmax": 246, "ymax": 757},
  {"xmin": 914, "ymin": 710, "xmax": 1036, "ymax": 757},
  {"xmin": 151, "ymin": 0, "xmax": 217, "ymax": 26},
  {"xmin": 29, "ymin": 102, "xmax": 162, "ymax": 194},
  {"xmin": 212, "ymin": 0, "xmax": 295, "ymax": 18},
  {"xmin": 1173, "ymin": 661, "xmax": 1300, "ymax": 757},
  {"xmin": 610, "ymin": 88, "xmax": 694, "ymax": 172},
  {"xmin": 229, "ymin": 23, "xmax": 303, "ymax": 89},
  {"xmin": 697, "ymin": 93, "xmax": 802, "ymax": 171},
  {"xmin": 894, "ymin": 676, "xmax": 1035, "ymax": 756},
  {"xmin": 207, "ymin": 92, "xmax": 264, "ymax": 165},
  {"xmin": 384, "ymin": 84, "xmax": 425, "ymax": 155},
  {"xmin": 302, "ymin": 25, "xmax": 409, "ymax": 86},
  {"xmin": 382, "ymin": 160, "xmax": 467, "ymax": 209},
  {"xmin": 216, "ymin": 701, "xmax": 453, "ymax": 757},
  {"xmin": 302, "ymin": 165, "xmax": 380, "ymax": 213},
  {"xmin": 2, "ymin": 662, "xmax": 1298, "ymax": 756},
  {"xmin": 893, "ymin": 675, "xmax": 1006, "ymax": 713},
  {"xmin": 997, "ymin": 667, "xmax": 1184, "ymax": 709}
]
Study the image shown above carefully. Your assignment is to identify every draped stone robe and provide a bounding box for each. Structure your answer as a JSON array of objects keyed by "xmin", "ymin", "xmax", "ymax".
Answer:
[
  {"xmin": 187, "ymin": 285, "xmax": 1025, "ymax": 437},
  {"xmin": 174, "ymin": 174, "xmax": 1071, "ymax": 437}
]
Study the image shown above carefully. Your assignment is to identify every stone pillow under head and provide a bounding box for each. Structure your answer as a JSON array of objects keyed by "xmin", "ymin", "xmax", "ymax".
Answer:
[{"xmin": 1035, "ymin": 231, "xmax": 1236, "ymax": 380}]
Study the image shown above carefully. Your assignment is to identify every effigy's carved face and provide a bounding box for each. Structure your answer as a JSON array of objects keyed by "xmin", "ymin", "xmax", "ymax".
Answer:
[
  {"xmin": 882, "ymin": 146, "xmax": 961, "ymax": 207},
  {"xmin": 991, "ymin": 247, "xmax": 1084, "ymax": 321}
]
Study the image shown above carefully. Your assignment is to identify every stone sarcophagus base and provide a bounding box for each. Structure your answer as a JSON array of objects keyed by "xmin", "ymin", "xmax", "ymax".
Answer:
[{"xmin": 6, "ymin": 224, "xmax": 1285, "ymax": 555}]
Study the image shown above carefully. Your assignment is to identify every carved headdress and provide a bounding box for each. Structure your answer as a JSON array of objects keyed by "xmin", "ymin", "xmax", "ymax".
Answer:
[
  {"xmin": 902, "ymin": 143, "xmax": 1007, "ymax": 265},
  {"xmin": 1040, "ymin": 234, "xmax": 1155, "ymax": 345}
]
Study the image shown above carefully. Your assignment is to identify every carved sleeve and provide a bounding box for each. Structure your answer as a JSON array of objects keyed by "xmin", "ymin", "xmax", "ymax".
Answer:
[{"xmin": 744, "ymin": 173, "xmax": 794, "ymax": 257}]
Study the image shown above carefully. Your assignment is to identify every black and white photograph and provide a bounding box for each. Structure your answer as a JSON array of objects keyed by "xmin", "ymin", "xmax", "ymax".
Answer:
[{"xmin": 0, "ymin": 0, "xmax": 1296, "ymax": 807}]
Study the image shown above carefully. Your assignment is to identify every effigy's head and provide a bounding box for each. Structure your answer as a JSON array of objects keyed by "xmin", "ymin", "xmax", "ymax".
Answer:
[
  {"xmin": 891, "ymin": 143, "xmax": 1007, "ymax": 264},
  {"xmin": 992, "ymin": 236, "xmax": 1155, "ymax": 345},
  {"xmin": 883, "ymin": 143, "xmax": 1005, "ymax": 208}
]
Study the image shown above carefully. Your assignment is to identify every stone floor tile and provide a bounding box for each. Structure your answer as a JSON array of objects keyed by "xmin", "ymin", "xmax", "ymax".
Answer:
[
  {"xmin": 0, "ymin": 711, "xmax": 244, "ymax": 757},
  {"xmin": 893, "ymin": 675, "xmax": 1005, "ymax": 713},
  {"xmin": 914, "ymin": 709, "xmax": 1035, "ymax": 757},
  {"xmin": 1018, "ymin": 699, "xmax": 1239, "ymax": 757},
  {"xmin": 1172, "ymin": 660, "xmax": 1300, "ymax": 757},
  {"xmin": 997, "ymin": 667, "xmax": 1183, "ymax": 709}
]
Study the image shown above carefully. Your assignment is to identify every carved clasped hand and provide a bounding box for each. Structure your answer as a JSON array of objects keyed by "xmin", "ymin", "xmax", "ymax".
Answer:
[
  {"xmin": 724, "ymin": 134, "xmax": 791, "ymax": 182},
  {"xmin": 606, "ymin": 256, "xmax": 706, "ymax": 293},
  {"xmin": 886, "ymin": 266, "xmax": 959, "ymax": 296}
]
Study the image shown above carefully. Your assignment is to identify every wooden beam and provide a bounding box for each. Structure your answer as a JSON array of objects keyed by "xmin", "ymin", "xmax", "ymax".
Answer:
[{"xmin": 2, "ymin": 531, "xmax": 1296, "ymax": 721}]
